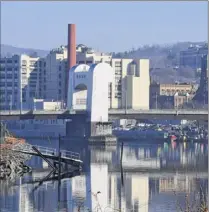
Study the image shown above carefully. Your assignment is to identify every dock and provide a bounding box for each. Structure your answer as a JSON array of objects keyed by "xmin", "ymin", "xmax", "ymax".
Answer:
[{"xmin": 12, "ymin": 145, "xmax": 83, "ymax": 166}]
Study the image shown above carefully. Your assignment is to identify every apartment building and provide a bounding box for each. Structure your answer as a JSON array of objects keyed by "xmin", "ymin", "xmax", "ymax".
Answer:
[
  {"xmin": 0, "ymin": 54, "xmax": 41, "ymax": 110},
  {"xmin": 42, "ymin": 46, "xmax": 67, "ymax": 101},
  {"xmin": 75, "ymin": 44, "xmax": 150, "ymax": 109},
  {"xmin": 149, "ymin": 82, "xmax": 196, "ymax": 109},
  {"xmin": 0, "ymin": 44, "xmax": 150, "ymax": 110}
]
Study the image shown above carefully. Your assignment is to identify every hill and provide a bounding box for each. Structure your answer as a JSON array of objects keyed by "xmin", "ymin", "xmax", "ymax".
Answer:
[{"xmin": 0, "ymin": 44, "xmax": 49, "ymax": 57}]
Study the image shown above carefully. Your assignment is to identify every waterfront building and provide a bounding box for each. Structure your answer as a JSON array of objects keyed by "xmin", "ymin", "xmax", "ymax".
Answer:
[
  {"xmin": 149, "ymin": 82, "xmax": 196, "ymax": 109},
  {"xmin": 0, "ymin": 54, "xmax": 41, "ymax": 110},
  {"xmin": 1, "ymin": 45, "xmax": 150, "ymax": 110},
  {"xmin": 75, "ymin": 45, "xmax": 150, "ymax": 109}
]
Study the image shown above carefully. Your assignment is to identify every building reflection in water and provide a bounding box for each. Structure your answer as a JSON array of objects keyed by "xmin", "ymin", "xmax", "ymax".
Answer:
[{"xmin": 0, "ymin": 142, "xmax": 208, "ymax": 212}]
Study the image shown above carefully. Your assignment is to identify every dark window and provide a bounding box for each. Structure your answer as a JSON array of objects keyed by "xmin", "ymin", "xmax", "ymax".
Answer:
[
  {"xmin": 7, "ymin": 68, "xmax": 12, "ymax": 71},
  {"xmin": 0, "ymin": 74, "xmax": 5, "ymax": 78},
  {"xmin": 7, "ymin": 74, "xmax": 13, "ymax": 79},
  {"xmin": 59, "ymin": 73, "xmax": 61, "ymax": 79},
  {"xmin": 59, "ymin": 89, "xmax": 61, "ymax": 94},
  {"xmin": 29, "ymin": 92, "xmax": 35, "ymax": 97},
  {"xmin": 7, "ymin": 82, "xmax": 12, "ymax": 87},
  {"xmin": 7, "ymin": 60, "xmax": 13, "ymax": 63}
]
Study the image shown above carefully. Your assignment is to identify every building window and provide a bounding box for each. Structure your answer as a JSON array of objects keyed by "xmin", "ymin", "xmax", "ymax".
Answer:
[
  {"xmin": 6, "ymin": 82, "xmax": 12, "ymax": 87},
  {"xmin": 6, "ymin": 74, "xmax": 13, "ymax": 79},
  {"xmin": 115, "ymin": 61, "xmax": 122, "ymax": 67}
]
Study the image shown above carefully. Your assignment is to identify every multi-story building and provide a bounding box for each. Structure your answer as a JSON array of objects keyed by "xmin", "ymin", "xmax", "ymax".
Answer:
[
  {"xmin": 42, "ymin": 46, "xmax": 67, "ymax": 101},
  {"xmin": 75, "ymin": 45, "xmax": 150, "ymax": 109},
  {"xmin": 0, "ymin": 54, "xmax": 41, "ymax": 110},
  {"xmin": 0, "ymin": 44, "xmax": 150, "ymax": 110},
  {"xmin": 179, "ymin": 44, "xmax": 208, "ymax": 70},
  {"xmin": 150, "ymin": 82, "xmax": 196, "ymax": 109}
]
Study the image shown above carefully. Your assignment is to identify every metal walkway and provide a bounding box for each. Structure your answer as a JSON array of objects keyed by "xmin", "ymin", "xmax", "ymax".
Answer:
[{"xmin": 12, "ymin": 145, "xmax": 83, "ymax": 164}]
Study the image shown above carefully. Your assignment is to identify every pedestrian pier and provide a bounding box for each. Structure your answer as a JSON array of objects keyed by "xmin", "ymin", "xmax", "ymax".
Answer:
[{"xmin": 12, "ymin": 145, "xmax": 83, "ymax": 165}]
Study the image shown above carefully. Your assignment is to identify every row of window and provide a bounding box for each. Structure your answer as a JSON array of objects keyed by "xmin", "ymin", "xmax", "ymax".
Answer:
[
  {"xmin": 0, "ymin": 60, "xmax": 18, "ymax": 64},
  {"xmin": 0, "ymin": 82, "xmax": 18, "ymax": 87},
  {"xmin": 0, "ymin": 67, "xmax": 18, "ymax": 71},
  {"xmin": 76, "ymin": 74, "xmax": 86, "ymax": 79},
  {"xmin": 0, "ymin": 74, "xmax": 18, "ymax": 78}
]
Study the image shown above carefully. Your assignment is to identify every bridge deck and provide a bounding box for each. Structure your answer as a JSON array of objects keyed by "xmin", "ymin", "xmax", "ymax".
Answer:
[{"xmin": 12, "ymin": 145, "xmax": 83, "ymax": 165}]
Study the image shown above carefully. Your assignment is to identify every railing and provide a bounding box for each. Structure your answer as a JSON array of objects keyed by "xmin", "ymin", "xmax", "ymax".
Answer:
[
  {"xmin": 60, "ymin": 150, "xmax": 80, "ymax": 161},
  {"xmin": 34, "ymin": 145, "xmax": 56, "ymax": 156},
  {"xmin": 12, "ymin": 144, "xmax": 81, "ymax": 161}
]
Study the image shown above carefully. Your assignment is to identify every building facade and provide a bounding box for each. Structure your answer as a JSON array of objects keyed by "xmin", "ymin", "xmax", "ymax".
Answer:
[
  {"xmin": 75, "ymin": 45, "xmax": 150, "ymax": 109},
  {"xmin": 0, "ymin": 54, "xmax": 41, "ymax": 110},
  {"xmin": 150, "ymin": 82, "xmax": 196, "ymax": 109},
  {"xmin": 0, "ymin": 45, "xmax": 150, "ymax": 110}
]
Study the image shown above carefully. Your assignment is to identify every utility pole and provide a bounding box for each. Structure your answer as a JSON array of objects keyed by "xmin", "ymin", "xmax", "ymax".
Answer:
[
  {"xmin": 155, "ymin": 92, "xmax": 158, "ymax": 109},
  {"xmin": 9, "ymin": 95, "xmax": 12, "ymax": 112},
  {"xmin": 125, "ymin": 89, "xmax": 127, "ymax": 113}
]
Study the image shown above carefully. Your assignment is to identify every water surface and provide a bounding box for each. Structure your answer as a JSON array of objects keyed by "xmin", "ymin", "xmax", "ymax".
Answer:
[{"xmin": 0, "ymin": 139, "xmax": 208, "ymax": 212}]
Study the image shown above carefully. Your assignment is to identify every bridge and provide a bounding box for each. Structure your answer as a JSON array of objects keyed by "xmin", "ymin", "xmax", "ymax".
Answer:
[
  {"xmin": 12, "ymin": 145, "xmax": 83, "ymax": 165},
  {"xmin": 1, "ymin": 63, "xmax": 208, "ymax": 139},
  {"xmin": 0, "ymin": 109, "xmax": 208, "ymax": 121}
]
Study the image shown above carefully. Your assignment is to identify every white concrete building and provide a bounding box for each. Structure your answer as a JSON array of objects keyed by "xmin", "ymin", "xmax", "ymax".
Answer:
[
  {"xmin": 42, "ymin": 46, "xmax": 67, "ymax": 101},
  {"xmin": 44, "ymin": 44, "xmax": 150, "ymax": 110},
  {"xmin": 0, "ymin": 44, "xmax": 150, "ymax": 110},
  {"xmin": 75, "ymin": 44, "xmax": 150, "ymax": 109},
  {"xmin": 0, "ymin": 54, "xmax": 41, "ymax": 110}
]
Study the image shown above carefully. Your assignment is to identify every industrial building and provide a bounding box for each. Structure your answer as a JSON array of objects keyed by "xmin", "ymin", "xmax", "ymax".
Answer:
[{"xmin": 0, "ymin": 23, "xmax": 150, "ymax": 110}]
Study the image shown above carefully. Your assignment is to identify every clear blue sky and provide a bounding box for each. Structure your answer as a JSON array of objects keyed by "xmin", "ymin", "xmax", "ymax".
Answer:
[{"xmin": 1, "ymin": 1, "xmax": 208, "ymax": 52}]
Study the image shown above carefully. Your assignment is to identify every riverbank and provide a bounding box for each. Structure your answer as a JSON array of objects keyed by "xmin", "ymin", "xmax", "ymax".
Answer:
[{"xmin": 0, "ymin": 136, "xmax": 32, "ymax": 180}]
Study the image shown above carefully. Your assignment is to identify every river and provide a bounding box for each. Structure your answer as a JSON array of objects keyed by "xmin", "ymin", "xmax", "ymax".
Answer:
[{"xmin": 0, "ymin": 138, "xmax": 208, "ymax": 212}]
